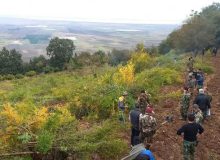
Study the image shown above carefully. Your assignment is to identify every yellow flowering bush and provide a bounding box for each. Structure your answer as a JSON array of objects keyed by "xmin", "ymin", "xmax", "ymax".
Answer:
[
  {"xmin": 32, "ymin": 107, "xmax": 49, "ymax": 129},
  {"xmin": 1, "ymin": 103, "xmax": 22, "ymax": 125},
  {"xmin": 56, "ymin": 105, "xmax": 75, "ymax": 124},
  {"xmin": 130, "ymin": 51, "xmax": 155, "ymax": 73},
  {"xmin": 113, "ymin": 62, "xmax": 135, "ymax": 86}
]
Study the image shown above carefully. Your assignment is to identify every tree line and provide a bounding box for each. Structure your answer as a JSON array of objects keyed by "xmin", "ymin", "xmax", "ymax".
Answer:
[
  {"xmin": 0, "ymin": 37, "xmax": 135, "ymax": 79},
  {"xmin": 159, "ymin": 3, "xmax": 220, "ymax": 54}
]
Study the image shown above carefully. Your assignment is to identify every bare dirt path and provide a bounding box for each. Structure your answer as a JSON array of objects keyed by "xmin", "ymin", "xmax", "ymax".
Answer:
[{"xmin": 151, "ymin": 55, "xmax": 220, "ymax": 160}]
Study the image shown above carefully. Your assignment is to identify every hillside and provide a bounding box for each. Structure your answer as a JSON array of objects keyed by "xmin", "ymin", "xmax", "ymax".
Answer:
[{"xmin": 0, "ymin": 50, "xmax": 216, "ymax": 160}]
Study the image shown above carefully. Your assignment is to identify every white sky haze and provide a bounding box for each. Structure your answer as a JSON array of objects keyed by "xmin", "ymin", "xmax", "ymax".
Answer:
[{"xmin": 0, "ymin": 0, "xmax": 218, "ymax": 24}]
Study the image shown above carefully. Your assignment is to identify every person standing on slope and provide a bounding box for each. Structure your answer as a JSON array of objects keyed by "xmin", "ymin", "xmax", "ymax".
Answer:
[
  {"xmin": 138, "ymin": 90, "xmax": 150, "ymax": 114},
  {"xmin": 212, "ymin": 47, "xmax": 217, "ymax": 57},
  {"xmin": 139, "ymin": 107, "xmax": 157, "ymax": 146},
  {"xmin": 187, "ymin": 57, "xmax": 194, "ymax": 72},
  {"xmin": 204, "ymin": 87, "xmax": 212, "ymax": 116},
  {"xmin": 186, "ymin": 75, "xmax": 196, "ymax": 96},
  {"xmin": 118, "ymin": 91, "xmax": 128, "ymax": 122},
  {"xmin": 196, "ymin": 74, "xmax": 204, "ymax": 90},
  {"xmin": 177, "ymin": 113, "xmax": 204, "ymax": 160},
  {"xmin": 193, "ymin": 89, "xmax": 211, "ymax": 120},
  {"xmin": 192, "ymin": 104, "xmax": 203, "ymax": 125},
  {"xmin": 129, "ymin": 103, "xmax": 141, "ymax": 146},
  {"xmin": 180, "ymin": 87, "xmax": 191, "ymax": 120}
]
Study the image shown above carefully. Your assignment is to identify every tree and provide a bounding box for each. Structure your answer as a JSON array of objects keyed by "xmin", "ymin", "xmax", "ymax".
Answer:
[
  {"xmin": 29, "ymin": 55, "xmax": 47, "ymax": 73},
  {"xmin": 0, "ymin": 47, "xmax": 23, "ymax": 75},
  {"xmin": 135, "ymin": 43, "xmax": 147, "ymax": 53},
  {"xmin": 108, "ymin": 49, "xmax": 131, "ymax": 66},
  {"xmin": 76, "ymin": 51, "xmax": 92, "ymax": 66},
  {"xmin": 46, "ymin": 37, "xmax": 75, "ymax": 70},
  {"xmin": 92, "ymin": 50, "xmax": 108, "ymax": 66},
  {"xmin": 159, "ymin": 3, "xmax": 220, "ymax": 53}
]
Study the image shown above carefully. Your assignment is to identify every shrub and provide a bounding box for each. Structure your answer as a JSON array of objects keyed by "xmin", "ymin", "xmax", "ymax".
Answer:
[
  {"xmin": 0, "ymin": 75, "xmax": 3, "ymax": 81},
  {"xmin": 43, "ymin": 66, "xmax": 54, "ymax": 73},
  {"xmin": 194, "ymin": 58, "xmax": 214, "ymax": 74},
  {"xmin": 25, "ymin": 71, "xmax": 36, "ymax": 77},
  {"xmin": 61, "ymin": 120, "xmax": 129, "ymax": 159},
  {"xmin": 15, "ymin": 74, "xmax": 24, "ymax": 79},
  {"xmin": 36, "ymin": 130, "xmax": 54, "ymax": 154},
  {"xmin": 130, "ymin": 52, "xmax": 154, "ymax": 73},
  {"xmin": 4, "ymin": 74, "xmax": 15, "ymax": 80},
  {"xmin": 113, "ymin": 62, "xmax": 135, "ymax": 86},
  {"xmin": 69, "ymin": 103, "xmax": 90, "ymax": 119}
]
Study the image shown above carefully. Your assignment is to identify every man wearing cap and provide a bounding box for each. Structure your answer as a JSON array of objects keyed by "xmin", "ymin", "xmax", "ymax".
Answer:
[
  {"xmin": 118, "ymin": 91, "xmax": 128, "ymax": 122},
  {"xmin": 177, "ymin": 114, "xmax": 204, "ymax": 160},
  {"xmin": 193, "ymin": 88, "xmax": 211, "ymax": 120},
  {"xmin": 139, "ymin": 107, "xmax": 157, "ymax": 146}
]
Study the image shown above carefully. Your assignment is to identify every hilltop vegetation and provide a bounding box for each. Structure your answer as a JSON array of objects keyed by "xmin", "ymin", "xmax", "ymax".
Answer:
[{"xmin": 159, "ymin": 3, "xmax": 220, "ymax": 54}]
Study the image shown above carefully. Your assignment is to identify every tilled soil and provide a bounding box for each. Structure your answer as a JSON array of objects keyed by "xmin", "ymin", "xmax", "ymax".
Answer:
[{"xmin": 148, "ymin": 56, "xmax": 220, "ymax": 160}]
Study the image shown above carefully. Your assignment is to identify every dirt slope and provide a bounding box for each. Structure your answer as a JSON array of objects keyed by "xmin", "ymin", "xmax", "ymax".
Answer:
[{"xmin": 149, "ymin": 55, "xmax": 220, "ymax": 160}]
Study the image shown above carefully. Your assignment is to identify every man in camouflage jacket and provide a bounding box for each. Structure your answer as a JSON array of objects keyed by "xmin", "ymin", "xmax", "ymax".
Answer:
[
  {"xmin": 193, "ymin": 104, "xmax": 203, "ymax": 125},
  {"xmin": 180, "ymin": 88, "xmax": 191, "ymax": 120},
  {"xmin": 139, "ymin": 107, "xmax": 157, "ymax": 146},
  {"xmin": 138, "ymin": 90, "xmax": 150, "ymax": 114}
]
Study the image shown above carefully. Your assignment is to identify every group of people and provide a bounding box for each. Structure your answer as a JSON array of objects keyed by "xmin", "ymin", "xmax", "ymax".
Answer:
[
  {"xmin": 177, "ymin": 57, "xmax": 213, "ymax": 160},
  {"xmin": 119, "ymin": 90, "xmax": 156, "ymax": 160},
  {"xmin": 121, "ymin": 55, "xmax": 215, "ymax": 160}
]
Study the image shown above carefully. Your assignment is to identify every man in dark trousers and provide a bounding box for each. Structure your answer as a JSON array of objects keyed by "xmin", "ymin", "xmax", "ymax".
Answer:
[
  {"xmin": 129, "ymin": 103, "xmax": 141, "ymax": 146},
  {"xmin": 193, "ymin": 88, "xmax": 211, "ymax": 120},
  {"xmin": 212, "ymin": 47, "xmax": 217, "ymax": 57},
  {"xmin": 177, "ymin": 113, "xmax": 204, "ymax": 160}
]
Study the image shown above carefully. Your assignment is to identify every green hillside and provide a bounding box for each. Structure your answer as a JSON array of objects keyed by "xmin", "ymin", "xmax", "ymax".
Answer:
[{"xmin": 0, "ymin": 49, "xmax": 213, "ymax": 159}]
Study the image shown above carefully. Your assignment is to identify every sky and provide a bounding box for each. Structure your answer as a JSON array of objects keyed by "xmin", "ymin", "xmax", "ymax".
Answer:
[{"xmin": 0, "ymin": 0, "xmax": 218, "ymax": 24}]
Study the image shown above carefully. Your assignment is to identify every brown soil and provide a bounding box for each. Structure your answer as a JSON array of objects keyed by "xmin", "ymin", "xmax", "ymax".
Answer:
[{"xmin": 128, "ymin": 56, "xmax": 220, "ymax": 160}]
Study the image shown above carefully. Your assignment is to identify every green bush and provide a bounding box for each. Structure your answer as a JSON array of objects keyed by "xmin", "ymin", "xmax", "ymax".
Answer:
[
  {"xmin": 4, "ymin": 74, "xmax": 15, "ymax": 80},
  {"xmin": 36, "ymin": 130, "xmax": 54, "ymax": 154},
  {"xmin": 43, "ymin": 66, "xmax": 54, "ymax": 73},
  {"xmin": 61, "ymin": 120, "xmax": 129, "ymax": 159},
  {"xmin": 97, "ymin": 140, "xmax": 127, "ymax": 159},
  {"xmin": 194, "ymin": 58, "xmax": 214, "ymax": 74},
  {"xmin": 69, "ymin": 103, "xmax": 90, "ymax": 119},
  {"xmin": 0, "ymin": 75, "xmax": 3, "ymax": 81},
  {"xmin": 15, "ymin": 74, "xmax": 24, "ymax": 79},
  {"xmin": 25, "ymin": 71, "xmax": 37, "ymax": 77}
]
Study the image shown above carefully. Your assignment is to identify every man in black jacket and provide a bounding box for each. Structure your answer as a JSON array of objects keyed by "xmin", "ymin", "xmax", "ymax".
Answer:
[
  {"xmin": 193, "ymin": 88, "xmax": 211, "ymax": 119},
  {"xmin": 177, "ymin": 113, "xmax": 204, "ymax": 160},
  {"xmin": 129, "ymin": 103, "xmax": 141, "ymax": 146}
]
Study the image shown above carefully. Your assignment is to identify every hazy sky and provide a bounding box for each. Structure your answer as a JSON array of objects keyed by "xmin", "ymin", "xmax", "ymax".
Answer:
[{"xmin": 0, "ymin": 0, "xmax": 218, "ymax": 24}]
